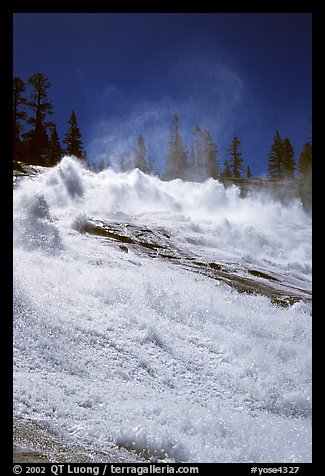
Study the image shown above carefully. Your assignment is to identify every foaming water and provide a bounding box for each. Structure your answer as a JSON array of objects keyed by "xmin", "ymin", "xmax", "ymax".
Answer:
[{"xmin": 13, "ymin": 157, "xmax": 312, "ymax": 462}]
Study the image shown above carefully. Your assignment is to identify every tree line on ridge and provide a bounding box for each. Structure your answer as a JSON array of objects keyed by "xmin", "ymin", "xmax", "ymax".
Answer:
[{"xmin": 13, "ymin": 73, "xmax": 312, "ymax": 189}]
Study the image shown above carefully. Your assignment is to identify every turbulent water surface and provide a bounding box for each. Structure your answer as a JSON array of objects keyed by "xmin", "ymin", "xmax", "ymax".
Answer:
[{"xmin": 13, "ymin": 157, "xmax": 312, "ymax": 462}]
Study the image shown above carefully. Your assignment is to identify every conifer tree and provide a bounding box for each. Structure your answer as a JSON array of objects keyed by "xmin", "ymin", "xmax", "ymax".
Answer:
[
  {"xmin": 187, "ymin": 147, "xmax": 195, "ymax": 180},
  {"xmin": 164, "ymin": 115, "xmax": 188, "ymax": 180},
  {"xmin": 189, "ymin": 126, "xmax": 203, "ymax": 181},
  {"xmin": 46, "ymin": 125, "xmax": 62, "ymax": 166},
  {"xmin": 190, "ymin": 126, "xmax": 219, "ymax": 181},
  {"xmin": 23, "ymin": 73, "xmax": 54, "ymax": 165},
  {"xmin": 297, "ymin": 141, "xmax": 312, "ymax": 211},
  {"xmin": 221, "ymin": 160, "xmax": 232, "ymax": 178},
  {"xmin": 246, "ymin": 165, "xmax": 252, "ymax": 178},
  {"xmin": 267, "ymin": 131, "xmax": 283, "ymax": 179},
  {"xmin": 120, "ymin": 156, "xmax": 132, "ymax": 172},
  {"xmin": 202, "ymin": 129, "xmax": 219, "ymax": 179},
  {"xmin": 13, "ymin": 77, "xmax": 27, "ymax": 162},
  {"xmin": 281, "ymin": 137, "xmax": 296, "ymax": 178},
  {"xmin": 227, "ymin": 132, "xmax": 244, "ymax": 178},
  {"xmin": 99, "ymin": 158, "xmax": 105, "ymax": 172},
  {"xmin": 147, "ymin": 155, "xmax": 159, "ymax": 176},
  {"xmin": 298, "ymin": 142, "xmax": 312, "ymax": 177},
  {"xmin": 98, "ymin": 156, "xmax": 111, "ymax": 171},
  {"xmin": 134, "ymin": 133, "xmax": 147, "ymax": 172},
  {"xmin": 63, "ymin": 111, "xmax": 84, "ymax": 159},
  {"xmin": 105, "ymin": 155, "xmax": 111, "ymax": 169},
  {"xmin": 82, "ymin": 150, "xmax": 90, "ymax": 168},
  {"xmin": 267, "ymin": 132, "xmax": 296, "ymax": 179}
]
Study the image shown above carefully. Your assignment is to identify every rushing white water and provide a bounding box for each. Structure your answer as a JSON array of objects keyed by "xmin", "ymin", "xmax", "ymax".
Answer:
[{"xmin": 13, "ymin": 157, "xmax": 312, "ymax": 462}]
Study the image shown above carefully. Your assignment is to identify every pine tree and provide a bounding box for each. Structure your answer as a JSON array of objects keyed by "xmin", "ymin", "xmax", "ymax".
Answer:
[
  {"xmin": 98, "ymin": 156, "xmax": 111, "ymax": 171},
  {"xmin": 98, "ymin": 158, "xmax": 105, "ymax": 172},
  {"xmin": 281, "ymin": 137, "xmax": 295, "ymax": 178},
  {"xmin": 267, "ymin": 132, "xmax": 296, "ymax": 180},
  {"xmin": 46, "ymin": 125, "xmax": 62, "ymax": 166},
  {"xmin": 105, "ymin": 155, "xmax": 111, "ymax": 169},
  {"xmin": 267, "ymin": 131, "xmax": 283, "ymax": 179},
  {"xmin": 246, "ymin": 165, "xmax": 252, "ymax": 178},
  {"xmin": 13, "ymin": 77, "xmax": 27, "ymax": 162},
  {"xmin": 227, "ymin": 132, "xmax": 244, "ymax": 178},
  {"xmin": 189, "ymin": 126, "xmax": 203, "ymax": 181},
  {"xmin": 202, "ymin": 129, "xmax": 219, "ymax": 180},
  {"xmin": 147, "ymin": 155, "xmax": 159, "ymax": 176},
  {"xmin": 120, "ymin": 156, "xmax": 132, "ymax": 172},
  {"xmin": 187, "ymin": 147, "xmax": 195, "ymax": 181},
  {"xmin": 190, "ymin": 125, "xmax": 204, "ymax": 182},
  {"xmin": 164, "ymin": 115, "xmax": 188, "ymax": 180},
  {"xmin": 63, "ymin": 111, "xmax": 84, "ymax": 159},
  {"xmin": 298, "ymin": 142, "xmax": 312, "ymax": 177},
  {"xmin": 82, "ymin": 150, "xmax": 90, "ymax": 168},
  {"xmin": 221, "ymin": 160, "xmax": 232, "ymax": 178},
  {"xmin": 134, "ymin": 134, "xmax": 147, "ymax": 172},
  {"xmin": 23, "ymin": 73, "xmax": 54, "ymax": 165},
  {"xmin": 297, "ymin": 141, "xmax": 312, "ymax": 211},
  {"xmin": 190, "ymin": 126, "xmax": 219, "ymax": 181}
]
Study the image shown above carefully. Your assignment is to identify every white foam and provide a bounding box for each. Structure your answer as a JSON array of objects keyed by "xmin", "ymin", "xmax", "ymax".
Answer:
[{"xmin": 13, "ymin": 157, "xmax": 312, "ymax": 462}]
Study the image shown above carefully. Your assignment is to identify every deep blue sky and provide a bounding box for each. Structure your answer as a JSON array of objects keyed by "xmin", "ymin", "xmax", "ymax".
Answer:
[{"xmin": 13, "ymin": 12, "xmax": 312, "ymax": 176}]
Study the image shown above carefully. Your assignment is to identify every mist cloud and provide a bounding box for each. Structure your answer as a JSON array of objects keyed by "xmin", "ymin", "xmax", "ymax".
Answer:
[{"xmin": 87, "ymin": 55, "xmax": 245, "ymax": 172}]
